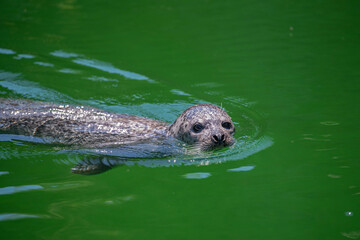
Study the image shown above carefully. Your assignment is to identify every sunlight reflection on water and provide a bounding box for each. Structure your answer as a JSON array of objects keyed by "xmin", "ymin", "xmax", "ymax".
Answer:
[
  {"xmin": 0, "ymin": 48, "xmax": 16, "ymax": 55},
  {"xmin": 0, "ymin": 171, "xmax": 9, "ymax": 176},
  {"xmin": 0, "ymin": 213, "xmax": 40, "ymax": 221},
  {"xmin": 0, "ymin": 184, "xmax": 43, "ymax": 195},
  {"xmin": 73, "ymin": 58, "xmax": 154, "ymax": 82},
  {"xmin": 183, "ymin": 172, "xmax": 211, "ymax": 179},
  {"xmin": 14, "ymin": 54, "xmax": 35, "ymax": 60},
  {"xmin": 227, "ymin": 166, "xmax": 255, "ymax": 172}
]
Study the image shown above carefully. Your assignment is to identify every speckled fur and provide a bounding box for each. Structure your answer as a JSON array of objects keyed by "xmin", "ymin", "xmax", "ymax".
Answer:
[
  {"xmin": 167, "ymin": 104, "xmax": 235, "ymax": 150},
  {"xmin": 0, "ymin": 99, "xmax": 235, "ymax": 150}
]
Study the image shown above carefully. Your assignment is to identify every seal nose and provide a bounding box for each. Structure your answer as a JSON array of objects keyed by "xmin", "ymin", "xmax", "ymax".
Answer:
[{"xmin": 212, "ymin": 134, "xmax": 225, "ymax": 144}]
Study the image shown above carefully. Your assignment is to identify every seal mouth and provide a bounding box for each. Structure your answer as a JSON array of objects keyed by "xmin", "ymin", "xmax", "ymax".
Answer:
[{"xmin": 199, "ymin": 140, "xmax": 235, "ymax": 151}]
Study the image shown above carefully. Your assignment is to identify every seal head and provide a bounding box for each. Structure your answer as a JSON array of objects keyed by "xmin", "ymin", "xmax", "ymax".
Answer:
[{"xmin": 167, "ymin": 104, "xmax": 235, "ymax": 151}]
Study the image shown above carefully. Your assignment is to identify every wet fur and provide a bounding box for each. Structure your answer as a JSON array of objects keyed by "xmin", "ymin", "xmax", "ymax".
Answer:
[{"xmin": 0, "ymin": 99, "xmax": 235, "ymax": 150}]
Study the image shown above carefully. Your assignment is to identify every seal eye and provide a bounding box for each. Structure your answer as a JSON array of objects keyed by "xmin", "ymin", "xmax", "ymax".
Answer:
[
  {"xmin": 222, "ymin": 122, "xmax": 232, "ymax": 129},
  {"xmin": 192, "ymin": 123, "xmax": 204, "ymax": 133}
]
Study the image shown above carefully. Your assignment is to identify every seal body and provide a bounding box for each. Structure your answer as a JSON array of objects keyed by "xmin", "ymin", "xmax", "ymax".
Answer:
[
  {"xmin": 0, "ymin": 99, "xmax": 169, "ymax": 147},
  {"xmin": 0, "ymin": 99, "xmax": 235, "ymax": 150}
]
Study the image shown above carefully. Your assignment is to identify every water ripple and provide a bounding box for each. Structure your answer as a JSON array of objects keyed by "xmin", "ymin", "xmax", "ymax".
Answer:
[
  {"xmin": 58, "ymin": 68, "xmax": 81, "ymax": 74},
  {"xmin": 50, "ymin": 50, "xmax": 82, "ymax": 58},
  {"xmin": 0, "ymin": 184, "xmax": 43, "ymax": 195},
  {"xmin": 0, "ymin": 48, "xmax": 16, "ymax": 55},
  {"xmin": 0, "ymin": 70, "xmax": 75, "ymax": 103},
  {"xmin": 73, "ymin": 58, "xmax": 154, "ymax": 82},
  {"xmin": 227, "ymin": 166, "xmax": 255, "ymax": 172},
  {"xmin": 0, "ymin": 213, "xmax": 40, "ymax": 221},
  {"xmin": 0, "ymin": 171, "xmax": 9, "ymax": 176},
  {"xmin": 182, "ymin": 172, "xmax": 211, "ymax": 179},
  {"xmin": 34, "ymin": 62, "xmax": 54, "ymax": 67},
  {"xmin": 14, "ymin": 54, "xmax": 35, "ymax": 60}
]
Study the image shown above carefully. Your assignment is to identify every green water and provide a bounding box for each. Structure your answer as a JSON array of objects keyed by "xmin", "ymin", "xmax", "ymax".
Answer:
[{"xmin": 0, "ymin": 0, "xmax": 359, "ymax": 239}]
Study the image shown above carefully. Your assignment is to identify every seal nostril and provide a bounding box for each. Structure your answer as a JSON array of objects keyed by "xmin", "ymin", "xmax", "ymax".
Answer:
[
  {"xmin": 220, "ymin": 134, "xmax": 225, "ymax": 142},
  {"xmin": 213, "ymin": 135, "xmax": 219, "ymax": 143},
  {"xmin": 212, "ymin": 134, "xmax": 225, "ymax": 144}
]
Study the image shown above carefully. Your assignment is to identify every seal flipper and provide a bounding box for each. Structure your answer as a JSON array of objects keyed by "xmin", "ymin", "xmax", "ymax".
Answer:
[
  {"xmin": 71, "ymin": 156, "xmax": 116, "ymax": 175},
  {"xmin": 71, "ymin": 163, "xmax": 112, "ymax": 175}
]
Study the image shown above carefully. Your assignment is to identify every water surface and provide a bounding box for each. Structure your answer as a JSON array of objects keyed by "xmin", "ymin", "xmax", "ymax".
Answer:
[{"xmin": 0, "ymin": 1, "xmax": 359, "ymax": 239}]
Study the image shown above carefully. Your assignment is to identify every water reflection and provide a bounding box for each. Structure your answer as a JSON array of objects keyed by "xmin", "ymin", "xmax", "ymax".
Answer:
[
  {"xmin": 0, "ymin": 184, "xmax": 43, "ymax": 195},
  {"xmin": 320, "ymin": 121, "xmax": 339, "ymax": 126},
  {"xmin": 301, "ymin": 133, "xmax": 332, "ymax": 142},
  {"xmin": 46, "ymin": 195, "xmax": 134, "ymax": 219},
  {"xmin": 227, "ymin": 165, "xmax": 255, "ymax": 172},
  {"xmin": 50, "ymin": 49, "xmax": 153, "ymax": 82},
  {"xmin": 34, "ymin": 61, "xmax": 54, "ymax": 67},
  {"xmin": 103, "ymin": 196, "xmax": 134, "ymax": 205},
  {"xmin": 0, "ymin": 171, "xmax": 9, "ymax": 176},
  {"xmin": 0, "ymin": 180, "xmax": 93, "ymax": 196},
  {"xmin": 302, "ymin": 137, "xmax": 331, "ymax": 142},
  {"xmin": 170, "ymin": 89, "xmax": 191, "ymax": 96},
  {"xmin": 0, "ymin": 48, "xmax": 16, "ymax": 55},
  {"xmin": 41, "ymin": 181, "xmax": 93, "ymax": 191},
  {"xmin": 13, "ymin": 54, "xmax": 35, "ymax": 60},
  {"xmin": 315, "ymin": 148, "xmax": 336, "ymax": 152},
  {"xmin": 183, "ymin": 172, "xmax": 211, "ymax": 179},
  {"xmin": 341, "ymin": 231, "xmax": 360, "ymax": 239},
  {"xmin": 49, "ymin": 49, "xmax": 155, "ymax": 83},
  {"xmin": 345, "ymin": 211, "xmax": 354, "ymax": 217},
  {"xmin": 327, "ymin": 174, "xmax": 341, "ymax": 179},
  {"xmin": 73, "ymin": 58, "xmax": 154, "ymax": 82},
  {"xmin": 58, "ymin": 68, "xmax": 81, "ymax": 74},
  {"xmin": 0, "ymin": 70, "xmax": 20, "ymax": 80},
  {"xmin": 0, "ymin": 213, "xmax": 40, "ymax": 221},
  {"xmin": 88, "ymin": 75, "xmax": 118, "ymax": 82},
  {"xmin": 0, "ymin": 70, "xmax": 75, "ymax": 102},
  {"xmin": 192, "ymin": 82, "xmax": 223, "ymax": 88},
  {"xmin": 50, "ymin": 50, "xmax": 82, "ymax": 58},
  {"xmin": 43, "ymin": 195, "xmax": 134, "ymax": 239}
]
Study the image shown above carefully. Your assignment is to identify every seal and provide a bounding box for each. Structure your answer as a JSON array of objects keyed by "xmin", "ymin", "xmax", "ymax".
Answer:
[{"xmin": 0, "ymin": 98, "xmax": 236, "ymax": 173}]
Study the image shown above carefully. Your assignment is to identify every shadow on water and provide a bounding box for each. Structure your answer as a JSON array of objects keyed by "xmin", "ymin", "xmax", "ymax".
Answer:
[{"xmin": 0, "ymin": 47, "xmax": 273, "ymax": 173}]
